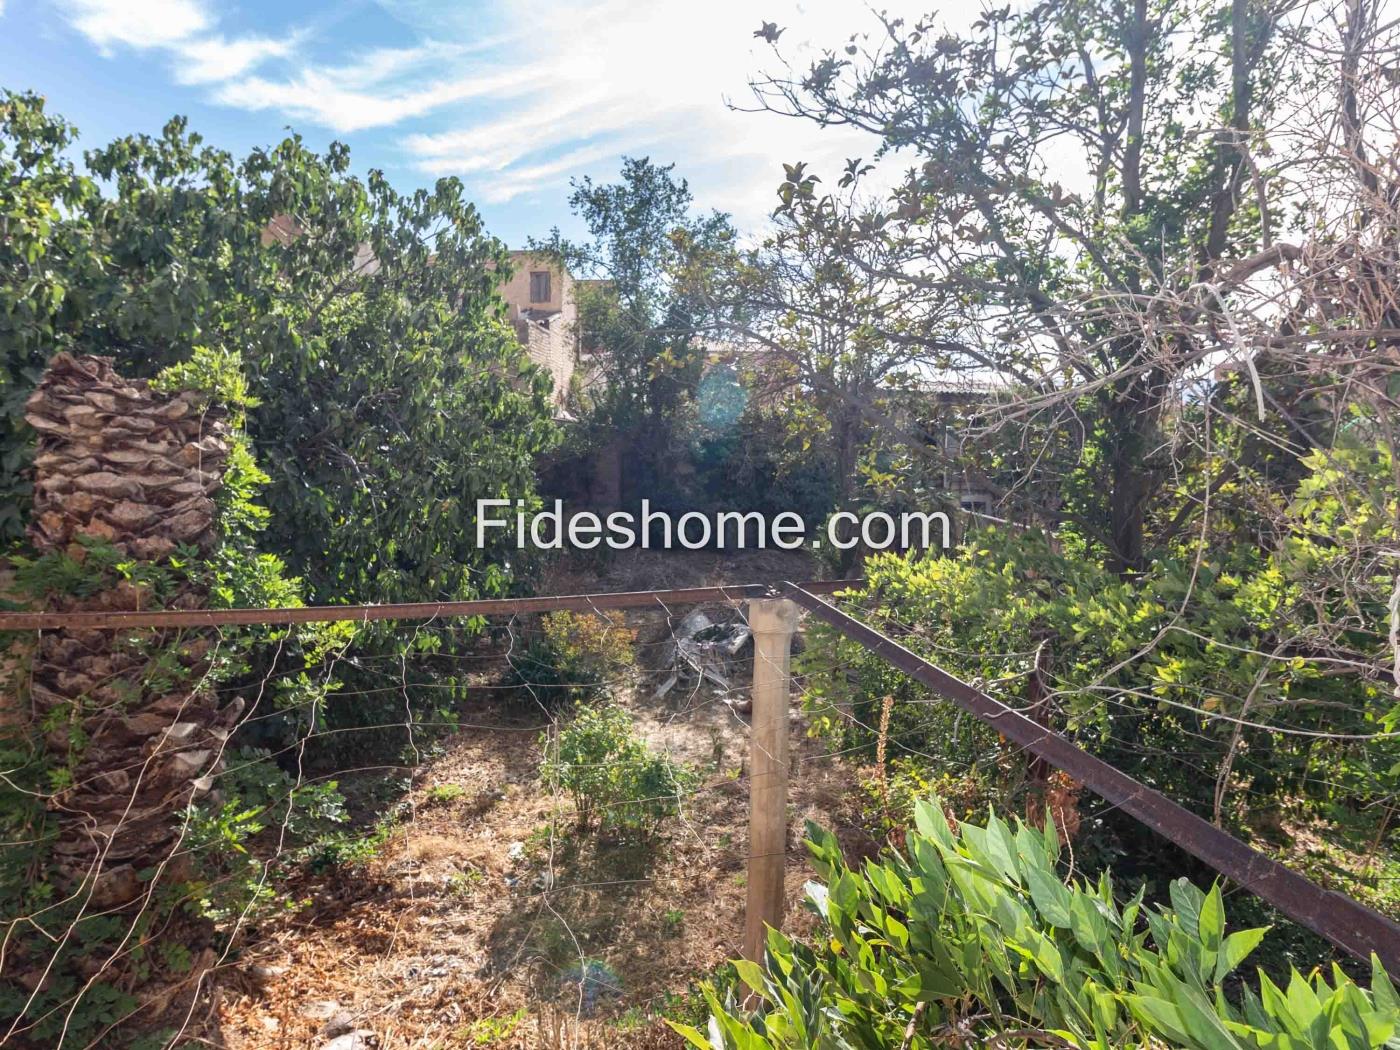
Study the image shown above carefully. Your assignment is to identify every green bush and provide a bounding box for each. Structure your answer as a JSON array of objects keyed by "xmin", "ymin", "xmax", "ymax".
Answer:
[
  {"xmin": 804, "ymin": 527, "xmax": 1400, "ymax": 829},
  {"xmin": 508, "ymin": 610, "xmax": 636, "ymax": 707},
  {"xmin": 676, "ymin": 801, "xmax": 1400, "ymax": 1049},
  {"xmin": 182, "ymin": 748, "xmax": 351, "ymax": 923},
  {"xmin": 541, "ymin": 703, "xmax": 697, "ymax": 838}
]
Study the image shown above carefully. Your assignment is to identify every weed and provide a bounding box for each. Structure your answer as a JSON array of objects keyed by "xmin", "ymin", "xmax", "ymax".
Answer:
[
  {"xmin": 424, "ymin": 782, "xmax": 466, "ymax": 806},
  {"xmin": 458, "ymin": 1007, "xmax": 526, "ymax": 1044},
  {"xmin": 447, "ymin": 868, "xmax": 484, "ymax": 898}
]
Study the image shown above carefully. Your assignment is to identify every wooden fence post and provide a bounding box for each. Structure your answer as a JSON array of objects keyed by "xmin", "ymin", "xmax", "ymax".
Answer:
[{"xmin": 744, "ymin": 596, "xmax": 799, "ymax": 970}]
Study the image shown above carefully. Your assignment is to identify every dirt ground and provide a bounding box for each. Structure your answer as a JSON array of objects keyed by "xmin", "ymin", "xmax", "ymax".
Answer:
[{"xmin": 205, "ymin": 550, "xmax": 870, "ymax": 1049}]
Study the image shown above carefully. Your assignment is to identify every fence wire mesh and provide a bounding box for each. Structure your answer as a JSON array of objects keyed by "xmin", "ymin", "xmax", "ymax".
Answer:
[{"xmin": 1, "ymin": 579, "xmax": 1397, "ymax": 1048}]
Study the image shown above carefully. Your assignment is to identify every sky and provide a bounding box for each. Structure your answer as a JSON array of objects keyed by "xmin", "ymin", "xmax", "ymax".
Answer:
[{"xmin": 0, "ymin": 0, "xmax": 943, "ymax": 247}]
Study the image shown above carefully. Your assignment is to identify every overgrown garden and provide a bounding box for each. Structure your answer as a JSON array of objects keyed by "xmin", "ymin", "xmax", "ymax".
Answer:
[{"xmin": 4, "ymin": 0, "xmax": 1400, "ymax": 1043}]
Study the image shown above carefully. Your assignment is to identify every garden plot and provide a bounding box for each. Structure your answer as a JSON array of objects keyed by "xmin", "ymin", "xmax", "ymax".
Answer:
[{"xmin": 210, "ymin": 591, "xmax": 860, "ymax": 1049}]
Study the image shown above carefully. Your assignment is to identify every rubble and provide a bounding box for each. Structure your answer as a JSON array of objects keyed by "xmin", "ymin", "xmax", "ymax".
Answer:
[{"xmin": 653, "ymin": 605, "xmax": 753, "ymax": 701}]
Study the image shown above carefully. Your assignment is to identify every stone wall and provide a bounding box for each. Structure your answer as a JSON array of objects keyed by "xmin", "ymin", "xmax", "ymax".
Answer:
[{"xmin": 516, "ymin": 316, "xmax": 576, "ymax": 408}]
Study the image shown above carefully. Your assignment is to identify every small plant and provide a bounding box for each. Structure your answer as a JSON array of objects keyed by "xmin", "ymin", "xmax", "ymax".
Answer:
[
  {"xmin": 508, "ymin": 611, "xmax": 636, "ymax": 707},
  {"xmin": 676, "ymin": 800, "xmax": 1400, "ymax": 1050},
  {"xmin": 424, "ymin": 782, "xmax": 466, "ymax": 806},
  {"xmin": 182, "ymin": 748, "xmax": 353, "ymax": 923},
  {"xmin": 661, "ymin": 907, "xmax": 685, "ymax": 935},
  {"xmin": 446, "ymin": 867, "xmax": 485, "ymax": 899},
  {"xmin": 458, "ymin": 1007, "xmax": 526, "ymax": 1045},
  {"xmin": 858, "ymin": 756, "xmax": 1001, "ymax": 837},
  {"xmin": 540, "ymin": 703, "xmax": 696, "ymax": 838},
  {"xmin": 309, "ymin": 814, "xmax": 399, "ymax": 872}
]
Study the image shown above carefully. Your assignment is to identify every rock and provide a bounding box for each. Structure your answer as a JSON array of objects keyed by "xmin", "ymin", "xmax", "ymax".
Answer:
[
  {"xmin": 319, "ymin": 1031, "xmax": 379, "ymax": 1050},
  {"xmin": 319, "ymin": 1009, "xmax": 356, "ymax": 1038}
]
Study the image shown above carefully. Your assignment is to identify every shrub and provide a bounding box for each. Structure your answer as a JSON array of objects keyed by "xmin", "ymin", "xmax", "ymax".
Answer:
[
  {"xmin": 541, "ymin": 704, "xmax": 696, "ymax": 838},
  {"xmin": 804, "ymin": 530, "xmax": 1400, "ymax": 834},
  {"xmin": 676, "ymin": 801, "xmax": 1400, "ymax": 1049},
  {"xmin": 182, "ymin": 747, "xmax": 351, "ymax": 923},
  {"xmin": 508, "ymin": 610, "xmax": 636, "ymax": 707}
]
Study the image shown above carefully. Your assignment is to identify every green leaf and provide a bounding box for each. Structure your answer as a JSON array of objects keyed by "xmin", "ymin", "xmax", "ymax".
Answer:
[
  {"xmin": 1199, "ymin": 884, "xmax": 1225, "ymax": 953},
  {"xmin": 1214, "ymin": 927, "xmax": 1267, "ymax": 984},
  {"xmin": 1025, "ymin": 863, "xmax": 1073, "ymax": 928}
]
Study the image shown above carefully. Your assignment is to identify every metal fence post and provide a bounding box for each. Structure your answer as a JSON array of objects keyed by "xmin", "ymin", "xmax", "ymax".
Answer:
[{"xmin": 744, "ymin": 596, "xmax": 799, "ymax": 971}]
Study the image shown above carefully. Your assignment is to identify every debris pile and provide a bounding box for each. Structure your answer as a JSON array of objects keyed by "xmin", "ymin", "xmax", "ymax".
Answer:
[{"xmin": 652, "ymin": 606, "xmax": 753, "ymax": 710}]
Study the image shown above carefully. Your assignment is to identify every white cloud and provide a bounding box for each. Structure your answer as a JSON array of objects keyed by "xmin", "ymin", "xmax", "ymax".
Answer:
[
  {"xmin": 172, "ymin": 34, "xmax": 297, "ymax": 84},
  {"xmin": 216, "ymin": 59, "xmax": 536, "ymax": 134},
  {"xmin": 476, "ymin": 139, "xmax": 669, "ymax": 204},
  {"xmin": 52, "ymin": 0, "xmax": 964, "ymax": 233},
  {"xmin": 55, "ymin": 0, "xmax": 290, "ymax": 86},
  {"xmin": 403, "ymin": 90, "xmax": 640, "ymax": 176},
  {"xmin": 59, "ymin": 0, "xmax": 210, "ymax": 51},
  {"xmin": 387, "ymin": 0, "xmax": 941, "ymax": 229}
]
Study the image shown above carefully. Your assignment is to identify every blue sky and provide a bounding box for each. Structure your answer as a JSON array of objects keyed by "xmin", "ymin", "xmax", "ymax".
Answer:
[{"xmin": 0, "ymin": 0, "xmax": 935, "ymax": 247}]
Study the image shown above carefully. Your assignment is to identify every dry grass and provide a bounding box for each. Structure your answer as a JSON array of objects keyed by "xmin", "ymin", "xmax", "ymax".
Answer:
[{"xmin": 202, "ymin": 584, "xmax": 861, "ymax": 1049}]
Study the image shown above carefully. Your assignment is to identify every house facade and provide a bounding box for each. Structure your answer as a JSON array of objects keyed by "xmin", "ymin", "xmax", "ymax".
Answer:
[
  {"xmin": 259, "ymin": 218, "xmax": 578, "ymax": 409},
  {"xmin": 498, "ymin": 251, "xmax": 578, "ymax": 411}
]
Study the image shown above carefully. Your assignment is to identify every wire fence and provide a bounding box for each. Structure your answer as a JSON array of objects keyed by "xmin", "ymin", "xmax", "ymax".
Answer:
[{"xmin": 2, "ymin": 577, "xmax": 1398, "ymax": 1048}]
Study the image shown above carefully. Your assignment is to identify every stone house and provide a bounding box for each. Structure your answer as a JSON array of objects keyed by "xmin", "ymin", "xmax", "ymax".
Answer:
[{"xmin": 497, "ymin": 251, "xmax": 580, "ymax": 413}]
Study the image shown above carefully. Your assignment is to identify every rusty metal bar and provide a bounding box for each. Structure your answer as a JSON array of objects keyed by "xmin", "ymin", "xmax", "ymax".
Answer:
[
  {"xmin": 0, "ymin": 579, "xmax": 861, "ymax": 631},
  {"xmin": 783, "ymin": 581, "xmax": 1400, "ymax": 973}
]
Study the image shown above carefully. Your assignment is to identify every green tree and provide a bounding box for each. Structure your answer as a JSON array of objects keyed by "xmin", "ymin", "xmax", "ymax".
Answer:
[
  {"xmin": 533, "ymin": 157, "xmax": 734, "ymax": 502},
  {"xmin": 745, "ymin": 0, "xmax": 1301, "ymax": 573},
  {"xmin": 1, "ymin": 90, "xmax": 556, "ymax": 604}
]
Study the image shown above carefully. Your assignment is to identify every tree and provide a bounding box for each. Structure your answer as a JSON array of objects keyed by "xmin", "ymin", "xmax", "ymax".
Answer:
[
  {"xmin": 694, "ymin": 181, "xmax": 957, "ymax": 517},
  {"xmin": 532, "ymin": 157, "xmax": 734, "ymax": 502},
  {"xmin": 743, "ymin": 0, "xmax": 1301, "ymax": 573},
  {"xmin": 1, "ymin": 90, "xmax": 557, "ymax": 605}
]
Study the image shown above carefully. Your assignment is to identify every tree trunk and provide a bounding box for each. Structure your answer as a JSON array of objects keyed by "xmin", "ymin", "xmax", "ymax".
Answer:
[
  {"xmin": 1107, "ymin": 398, "xmax": 1150, "ymax": 575},
  {"xmin": 23, "ymin": 354, "xmax": 236, "ymax": 964}
]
